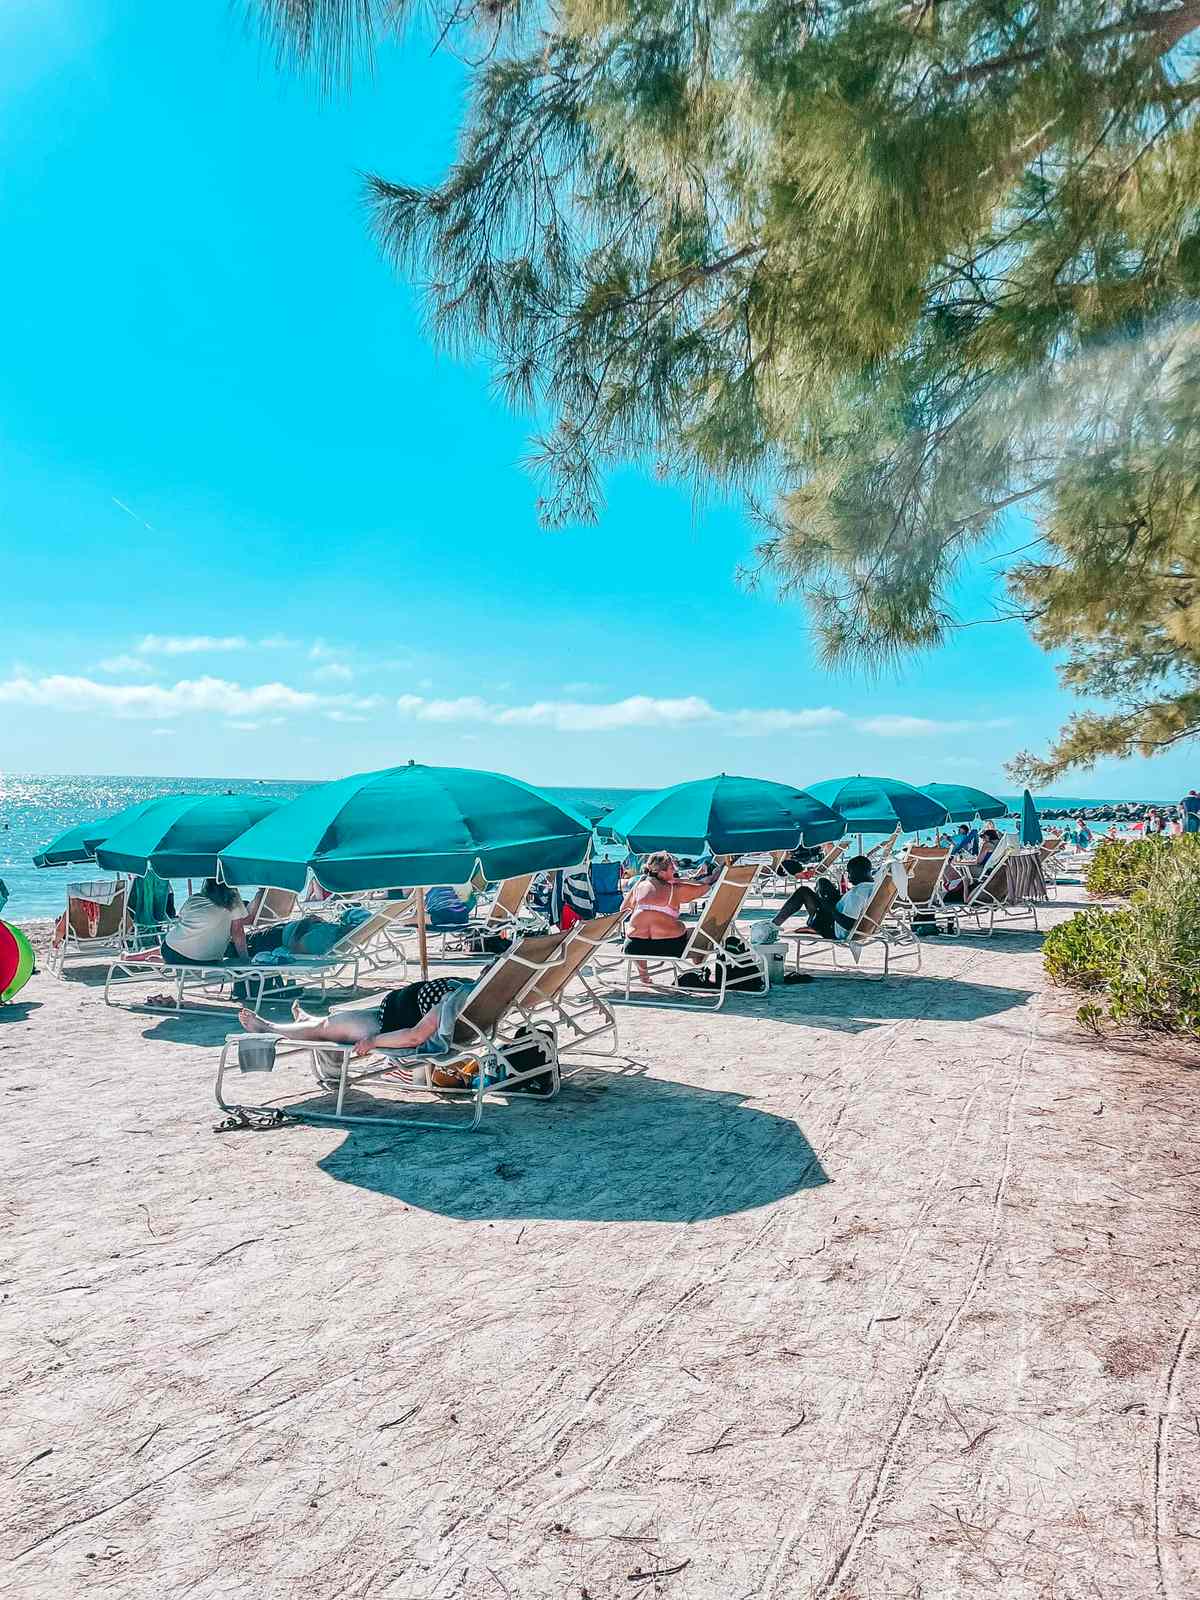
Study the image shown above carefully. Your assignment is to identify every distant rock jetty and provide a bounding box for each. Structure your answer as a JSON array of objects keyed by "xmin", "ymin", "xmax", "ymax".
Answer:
[{"xmin": 1011, "ymin": 801, "xmax": 1175, "ymax": 825}]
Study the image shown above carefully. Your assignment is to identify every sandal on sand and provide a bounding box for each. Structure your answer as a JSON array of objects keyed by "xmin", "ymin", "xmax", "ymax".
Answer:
[{"xmin": 146, "ymin": 992, "xmax": 178, "ymax": 1008}]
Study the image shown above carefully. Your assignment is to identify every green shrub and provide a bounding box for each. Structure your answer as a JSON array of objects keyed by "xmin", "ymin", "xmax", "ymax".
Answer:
[
  {"xmin": 1048, "ymin": 838, "xmax": 1200, "ymax": 1037},
  {"xmin": 1043, "ymin": 906, "xmax": 1131, "ymax": 990},
  {"xmin": 1084, "ymin": 836, "xmax": 1171, "ymax": 898}
]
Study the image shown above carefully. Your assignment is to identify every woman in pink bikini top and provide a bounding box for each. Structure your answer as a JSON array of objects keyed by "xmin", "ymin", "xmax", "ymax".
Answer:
[{"xmin": 621, "ymin": 851, "xmax": 719, "ymax": 979}]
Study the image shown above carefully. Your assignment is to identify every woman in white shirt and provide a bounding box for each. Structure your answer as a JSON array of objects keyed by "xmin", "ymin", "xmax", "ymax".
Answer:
[{"xmin": 160, "ymin": 879, "xmax": 248, "ymax": 965}]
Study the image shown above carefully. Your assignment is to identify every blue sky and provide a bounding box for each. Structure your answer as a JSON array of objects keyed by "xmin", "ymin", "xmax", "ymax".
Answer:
[{"xmin": 0, "ymin": 0, "xmax": 1191, "ymax": 799}]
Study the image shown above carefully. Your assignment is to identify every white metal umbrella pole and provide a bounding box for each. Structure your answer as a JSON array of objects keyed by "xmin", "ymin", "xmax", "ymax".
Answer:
[{"xmin": 416, "ymin": 887, "xmax": 429, "ymax": 980}]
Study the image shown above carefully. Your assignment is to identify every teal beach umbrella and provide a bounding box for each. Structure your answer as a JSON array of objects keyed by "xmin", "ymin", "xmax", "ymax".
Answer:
[
  {"xmin": 95, "ymin": 794, "xmax": 281, "ymax": 877},
  {"xmin": 32, "ymin": 794, "xmax": 190, "ymax": 869},
  {"xmin": 807, "ymin": 775, "xmax": 948, "ymax": 836},
  {"xmin": 602, "ymin": 774, "xmax": 845, "ymax": 856},
  {"xmin": 920, "ymin": 783, "xmax": 1007, "ymax": 823},
  {"xmin": 1019, "ymin": 788, "xmax": 1043, "ymax": 846},
  {"xmin": 218, "ymin": 763, "xmax": 593, "ymax": 893}
]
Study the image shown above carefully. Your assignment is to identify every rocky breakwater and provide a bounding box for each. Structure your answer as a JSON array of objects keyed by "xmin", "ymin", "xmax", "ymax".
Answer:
[{"xmin": 1025, "ymin": 801, "xmax": 1175, "ymax": 825}]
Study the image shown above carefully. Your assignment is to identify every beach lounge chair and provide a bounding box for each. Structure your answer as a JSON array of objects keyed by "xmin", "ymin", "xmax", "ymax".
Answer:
[
  {"xmin": 949, "ymin": 844, "xmax": 1043, "ymax": 934},
  {"xmin": 103, "ymin": 899, "xmax": 413, "ymax": 1014},
  {"xmin": 215, "ymin": 928, "xmax": 578, "ymax": 1133},
  {"xmin": 516, "ymin": 911, "xmax": 623, "ymax": 1059},
  {"xmin": 893, "ymin": 846, "xmax": 953, "ymax": 927},
  {"xmin": 786, "ymin": 871, "xmax": 921, "ymax": 978},
  {"xmin": 49, "ymin": 879, "xmax": 131, "ymax": 975},
  {"xmin": 247, "ymin": 886, "xmax": 299, "ymax": 930},
  {"xmin": 867, "ymin": 826, "xmax": 902, "ymax": 868},
  {"xmin": 596, "ymin": 861, "xmax": 766, "ymax": 1009}
]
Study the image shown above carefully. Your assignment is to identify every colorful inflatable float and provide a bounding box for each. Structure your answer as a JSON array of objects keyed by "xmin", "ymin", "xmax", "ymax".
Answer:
[{"xmin": 0, "ymin": 919, "xmax": 35, "ymax": 1003}]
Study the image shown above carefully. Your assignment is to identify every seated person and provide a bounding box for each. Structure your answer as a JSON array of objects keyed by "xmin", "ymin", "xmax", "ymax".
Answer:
[
  {"xmin": 239, "ymin": 974, "xmax": 471, "ymax": 1057},
  {"xmin": 950, "ymin": 824, "xmax": 979, "ymax": 857},
  {"xmin": 772, "ymin": 854, "xmax": 875, "ymax": 940},
  {"xmin": 976, "ymin": 824, "xmax": 1003, "ymax": 864},
  {"xmin": 130, "ymin": 878, "xmax": 248, "ymax": 965},
  {"xmin": 777, "ymin": 844, "xmax": 825, "ymax": 879},
  {"xmin": 620, "ymin": 851, "xmax": 714, "ymax": 982}
]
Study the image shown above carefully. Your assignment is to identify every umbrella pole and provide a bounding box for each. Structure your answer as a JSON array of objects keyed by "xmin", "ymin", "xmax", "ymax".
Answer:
[{"xmin": 416, "ymin": 887, "xmax": 429, "ymax": 980}]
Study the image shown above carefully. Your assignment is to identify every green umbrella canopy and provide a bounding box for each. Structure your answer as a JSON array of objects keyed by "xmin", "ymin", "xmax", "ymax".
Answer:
[
  {"xmin": 602, "ymin": 774, "xmax": 846, "ymax": 856},
  {"xmin": 807, "ymin": 775, "xmax": 948, "ymax": 836},
  {"xmin": 95, "ymin": 794, "xmax": 282, "ymax": 877},
  {"xmin": 32, "ymin": 794, "xmax": 191, "ymax": 869},
  {"xmin": 1020, "ymin": 788, "xmax": 1044, "ymax": 846},
  {"xmin": 920, "ymin": 783, "xmax": 1008, "ymax": 824},
  {"xmin": 217, "ymin": 763, "xmax": 594, "ymax": 892}
]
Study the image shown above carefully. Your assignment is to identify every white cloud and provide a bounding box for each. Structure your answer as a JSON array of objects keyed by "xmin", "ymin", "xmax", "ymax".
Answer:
[
  {"xmin": 856, "ymin": 715, "xmax": 1014, "ymax": 738},
  {"xmin": 313, "ymin": 661, "xmax": 354, "ymax": 683},
  {"xmin": 138, "ymin": 633, "xmax": 249, "ymax": 656},
  {"xmin": 0, "ymin": 672, "xmax": 380, "ymax": 722},
  {"xmin": 396, "ymin": 692, "xmax": 846, "ymax": 736},
  {"xmin": 96, "ymin": 653, "xmax": 156, "ymax": 677},
  {"xmin": 227, "ymin": 721, "xmax": 260, "ymax": 732},
  {"xmin": 324, "ymin": 710, "xmax": 368, "ymax": 724}
]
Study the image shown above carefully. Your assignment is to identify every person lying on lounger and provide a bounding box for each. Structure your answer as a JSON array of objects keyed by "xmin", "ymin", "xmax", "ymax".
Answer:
[
  {"xmin": 238, "ymin": 975, "xmax": 472, "ymax": 1057},
  {"xmin": 771, "ymin": 854, "xmax": 875, "ymax": 940},
  {"xmin": 620, "ymin": 850, "xmax": 717, "ymax": 983}
]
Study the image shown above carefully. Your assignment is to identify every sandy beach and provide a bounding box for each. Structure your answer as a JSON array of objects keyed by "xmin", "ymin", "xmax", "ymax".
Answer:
[{"xmin": 3, "ymin": 895, "xmax": 1199, "ymax": 1599}]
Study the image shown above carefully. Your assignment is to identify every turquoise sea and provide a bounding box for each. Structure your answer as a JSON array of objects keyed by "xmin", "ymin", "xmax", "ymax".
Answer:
[
  {"xmin": 0, "ymin": 773, "xmax": 645, "ymax": 920},
  {"xmin": 0, "ymin": 771, "xmax": 1173, "ymax": 921}
]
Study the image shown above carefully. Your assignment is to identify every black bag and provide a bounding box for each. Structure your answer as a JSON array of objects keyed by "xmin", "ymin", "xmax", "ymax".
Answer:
[
  {"xmin": 675, "ymin": 942, "xmax": 766, "ymax": 994},
  {"xmin": 464, "ymin": 929, "xmax": 512, "ymax": 956},
  {"xmin": 500, "ymin": 1023, "xmax": 557, "ymax": 1095}
]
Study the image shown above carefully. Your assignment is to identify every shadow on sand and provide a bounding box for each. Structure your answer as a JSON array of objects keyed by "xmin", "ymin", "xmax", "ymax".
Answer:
[
  {"xmin": 312, "ymin": 1069, "xmax": 829, "ymax": 1223},
  {"xmin": 714, "ymin": 973, "xmax": 1034, "ymax": 1033}
]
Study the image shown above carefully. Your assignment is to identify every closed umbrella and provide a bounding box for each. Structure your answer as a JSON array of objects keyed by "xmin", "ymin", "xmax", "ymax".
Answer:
[
  {"xmin": 32, "ymin": 793, "xmax": 190, "ymax": 868},
  {"xmin": 218, "ymin": 763, "xmax": 593, "ymax": 976},
  {"xmin": 920, "ymin": 783, "xmax": 1007, "ymax": 824},
  {"xmin": 602, "ymin": 774, "xmax": 845, "ymax": 856},
  {"xmin": 95, "ymin": 793, "xmax": 282, "ymax": 877},
  {"xmin": 1020, "ymin": 788, "xmax": 1043, "ymax": 846},
  {"xmin": 807, "ymin": 775, "xmax": 948, "ymax": 839}
]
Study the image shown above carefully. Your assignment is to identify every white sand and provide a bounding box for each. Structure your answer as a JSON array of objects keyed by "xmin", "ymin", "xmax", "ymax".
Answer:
[{"xmin": 2, "ymin": 896, "xmax": 1199, "ymax": 1598}]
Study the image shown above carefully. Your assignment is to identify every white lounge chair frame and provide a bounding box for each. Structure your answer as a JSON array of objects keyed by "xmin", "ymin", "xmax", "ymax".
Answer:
[
  {"xmin": 787, "ymin": 872, "xmax": 921, "ymax": 978},
  {"xmin": 515, "ymin": 911, "xmax": 622, "ymax": 1059},
  {"xmin": 49, "ymin": 879, "xmax": 131, "ymax": 975},
  {"xmin": 215, "ymin": 928, "xmax": 577, "ymax": 1132},
  {"xmin": 103, "ymin": 899, "xmax": 412, "ymax": 1014},
  {"xmin": 892, "ymin": 846, "xmax": 953, "ymax": 928},
  {"xmin": 596, "ymin": 862, "xmax": 766, "ymax": 1010},
  {"xmin": 948, "ymin": 843, "xmax": 1042, "ymax": 934}
]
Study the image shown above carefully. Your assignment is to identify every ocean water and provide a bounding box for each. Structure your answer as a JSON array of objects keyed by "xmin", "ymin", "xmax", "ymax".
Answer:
[
  {"xmin": 0, "ymin": 771, "xmax": 1173, "ymax": 922},
  {"xmin": 0, "ymin": 773, "xmax": 644, "ymax": 920}
]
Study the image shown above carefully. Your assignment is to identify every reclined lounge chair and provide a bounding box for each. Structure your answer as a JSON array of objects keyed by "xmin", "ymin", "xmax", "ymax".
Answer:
[
  {"xmin": 786, "ymin": 872, "xmax": 921, "ymax": 978},
  {"xmin": 49, "ymin": 880, "xmax": 131, "ymax": 975},
  {"xmin": 104, "ymin": 898, "xmax": 412, "ymax": 1014},
  {"xmin": 215, "ymin": 927, "xmax": 578, "ymax": 1132},
  {"xmin": 597, "ymin": 862, "xmax": 766, "ymax": 1009}
]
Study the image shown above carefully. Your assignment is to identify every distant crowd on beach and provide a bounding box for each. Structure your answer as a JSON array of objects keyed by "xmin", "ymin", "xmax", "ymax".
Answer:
[{"xmin": 1049, "ymin": 789, "xmax": 1200, "ymax": 849}]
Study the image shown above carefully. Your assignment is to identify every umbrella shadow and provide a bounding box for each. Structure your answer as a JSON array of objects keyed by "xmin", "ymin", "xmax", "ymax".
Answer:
[
  {"xmin": 312, "ymin": 1069, "xmax": 829, "ymax": 1223},
  {"xmin": 691, "ymin": 975, "xmax": 1035, "ymax": 1035}
]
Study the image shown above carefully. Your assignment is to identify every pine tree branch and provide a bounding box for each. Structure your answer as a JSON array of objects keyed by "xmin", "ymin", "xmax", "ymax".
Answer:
[{"xmin": 945, "ymin": 3, "xmax": 1200, "ymax": 88}]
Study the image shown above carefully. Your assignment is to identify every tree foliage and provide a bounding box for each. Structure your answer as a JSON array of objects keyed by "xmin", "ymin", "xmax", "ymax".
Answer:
[{"xmin": 248, "ymin": 0, "xmax": 1200, "ymax": 778}]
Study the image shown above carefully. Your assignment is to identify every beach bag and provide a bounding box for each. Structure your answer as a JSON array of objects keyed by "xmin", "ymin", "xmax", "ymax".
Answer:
[{"xmin": 500, "ymin": 1024, "xmax": 557, "ymax": 1095}]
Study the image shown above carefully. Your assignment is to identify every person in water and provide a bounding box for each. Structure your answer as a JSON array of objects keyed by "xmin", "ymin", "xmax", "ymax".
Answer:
[{"xmin": 620, "ymin": 851, "xmax": 718, "ymax": 983}]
